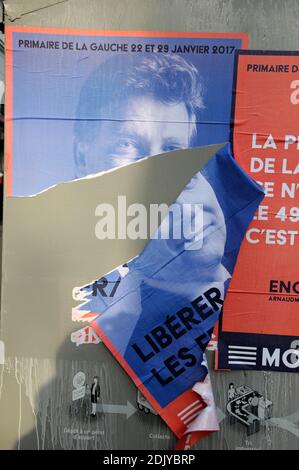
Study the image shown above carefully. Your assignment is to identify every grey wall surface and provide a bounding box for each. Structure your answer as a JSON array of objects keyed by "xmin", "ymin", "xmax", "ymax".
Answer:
[
  {"xmin": 1, "ymin": 0, "xmax": 299, "ymax": 450},
  {"xmin": 3, "ymin": 0, "xmax": 299, "ymax": 51}
]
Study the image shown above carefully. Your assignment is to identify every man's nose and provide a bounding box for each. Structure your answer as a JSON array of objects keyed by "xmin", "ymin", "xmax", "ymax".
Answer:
[{"xmin": 148, "ymin": 141, "xmax": 163, "ymax": 156}]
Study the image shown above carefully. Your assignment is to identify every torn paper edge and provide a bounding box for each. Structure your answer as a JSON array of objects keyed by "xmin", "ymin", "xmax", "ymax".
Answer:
[{"xmin": 7, "ymin": 144, "xmax": 225, "ymax": 198}]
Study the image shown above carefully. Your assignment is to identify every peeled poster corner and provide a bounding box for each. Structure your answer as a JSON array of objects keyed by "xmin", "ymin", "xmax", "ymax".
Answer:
[{"xmin": 73, "ymin": 143, "xmax": 265, "ymax": 449}]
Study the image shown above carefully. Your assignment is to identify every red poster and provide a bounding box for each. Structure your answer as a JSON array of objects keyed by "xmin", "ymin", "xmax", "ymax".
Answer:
[{"xmin": 218, "ymin": 51, "xmax": 299, "ymax": 372}]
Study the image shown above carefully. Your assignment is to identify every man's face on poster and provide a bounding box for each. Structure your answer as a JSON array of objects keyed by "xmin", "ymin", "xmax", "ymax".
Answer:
[
  {"xmin": 75, "ymin": 94, "xmax": 196, "ymax": 175},
  {"xmin": 75, "ymin": 89, "xmax": 226, "ymax": 272},
  {"xmin": 176, "ymin": 170, "xmax": 227, "ymax": 271}
]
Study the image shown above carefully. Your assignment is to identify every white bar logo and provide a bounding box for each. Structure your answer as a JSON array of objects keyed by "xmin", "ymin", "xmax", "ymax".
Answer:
[
  {"xmin": 177, "ymin": 399, "xmax": 204, "ymax": 426},
  {"xmin": 228, "ymin": 345, "xmax": 257, "ymax": 366}
]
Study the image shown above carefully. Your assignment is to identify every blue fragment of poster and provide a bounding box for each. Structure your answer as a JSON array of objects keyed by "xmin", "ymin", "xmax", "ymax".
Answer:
[{"xmin": 77, "ymin": 144, "xmax": 265, "ymax": 407}]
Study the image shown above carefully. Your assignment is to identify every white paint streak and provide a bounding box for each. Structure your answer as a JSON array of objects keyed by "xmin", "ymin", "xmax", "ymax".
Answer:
[{"xmin": 14, "ymin": 358, "xmax": 22, "ymax": 450}]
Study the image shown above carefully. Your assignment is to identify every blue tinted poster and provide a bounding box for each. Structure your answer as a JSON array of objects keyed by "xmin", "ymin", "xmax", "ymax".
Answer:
[
  {"xmin": 75, "ymin": 144, "xmax": 264, "ymax": 440},
  {"xmin": 6, "ymin": 27, "xmax": 248, "ymax": 196}
]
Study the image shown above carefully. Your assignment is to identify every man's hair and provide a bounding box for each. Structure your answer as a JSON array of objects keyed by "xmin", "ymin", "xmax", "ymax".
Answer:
[{"xmin": 74, "ymin": 53, "xmax": 204, "ymax": 143}]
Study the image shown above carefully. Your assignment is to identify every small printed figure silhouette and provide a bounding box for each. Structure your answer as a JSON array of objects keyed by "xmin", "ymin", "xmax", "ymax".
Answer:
[
  {"xmin": 227, "ymin": 383, "xmax": 236, "ymax": 401},
  {"xmin": 90, "ymin": 376, "xmax": 101, "ymax": 417}
]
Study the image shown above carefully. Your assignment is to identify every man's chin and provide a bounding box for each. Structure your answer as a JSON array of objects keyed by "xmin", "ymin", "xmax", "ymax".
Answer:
[{"xmin": 192, "ymin": 244, "xmax": 225, "ymax": 276}]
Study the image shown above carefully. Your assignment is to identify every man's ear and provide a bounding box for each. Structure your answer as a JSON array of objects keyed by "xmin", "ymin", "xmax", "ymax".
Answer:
[{"xmin": 74, "ymin": 141, "xmax": 89, "ymax": 178}]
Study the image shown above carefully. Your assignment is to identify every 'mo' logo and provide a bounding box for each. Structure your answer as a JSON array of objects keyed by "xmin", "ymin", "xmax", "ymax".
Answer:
[{"xmin": 262, "ymin": 347, "xmax": 299, "ymax": 369}]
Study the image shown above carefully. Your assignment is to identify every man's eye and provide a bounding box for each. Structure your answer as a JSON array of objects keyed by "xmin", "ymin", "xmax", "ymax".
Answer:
[
  {"xmin": 117, "ymin": 139, "xmax": 137, "ymax": 151},
  {"xmin": 163, "ymin": 144, "xmax": 183, "ymax": 152}
]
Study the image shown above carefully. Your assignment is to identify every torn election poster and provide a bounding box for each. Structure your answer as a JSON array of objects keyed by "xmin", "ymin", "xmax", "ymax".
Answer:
[{"xmin": 73, "ymin": 143, "xmax": 264, "ymax": 447}]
